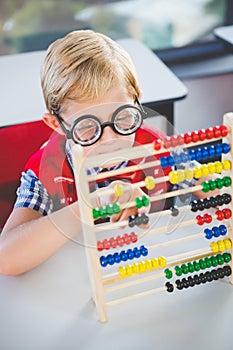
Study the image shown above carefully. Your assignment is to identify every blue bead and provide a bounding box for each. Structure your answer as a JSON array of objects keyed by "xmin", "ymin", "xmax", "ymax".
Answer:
[
  {"xmin": 221, "ymin": 143, "xmax": 230, "ymax": 154},
  {"xmin": 167, "ymin": 155, "xmax": 175, "ymax": 166},
  {"xmin": 201, "ymin": 147, "xmax": 209, "ymax": 159},
  {"xmin": 181, "ymin": 152, "xmax": 189, "ymax": 163},
  {"xmin": 140, "ymin": 245, "xmax": 148, "ymax": 257},
  {"xmin": 214, "ymin": 144, "xmax": 222, "ymax": 156},
  {"xmin": 204, "ymin": 228, "xmax": 212, "ymax": 239},
  {"xmin": 107, "ymin": 254, "xmax": 115, "ymax": 265},
  {"xmin": 188, "ymin": 149, "xmax": 196, "ymax": 161},
  {"xmin": 120, "ymin": 250, "xmax": 128, "ymax": 261},
  {"xmin": 195, "ymin": 149, "xmax": 202, "ymax": 161},
  {"xmin": 127, "ymin": 249, "xmax": 135, "ymax": 260},
  {"xmin": 160, "ymin": 157, "xmax": 168, "ymax": 168},
  {"xmin": 207, "ymin": 145, "xmax": 216, "ymax": 158},
  {"xmin": 219, "ymin": 224, "xmax": 227, "ymax": 236},
  {"xmin": 100, "ymin": 256, "xmax": 108, "ymax": 267},
  {"xmin": 173, "ymin": 154, "xmax": 182, "ymax": 165},
  {"xmin": 113, "ymin": 252, "xmax": 121, "ymax": 263},
  {"xmin": 133, "ymin": 247, "xmax": 141, "ymax": 258},
  {"xmin": 212, "ymin": 226, "xmax": 221, "ymax": 237}
]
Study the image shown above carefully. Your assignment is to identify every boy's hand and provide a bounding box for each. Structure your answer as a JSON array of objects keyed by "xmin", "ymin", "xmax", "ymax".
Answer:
[{"xmin": 92, "ymin": 180, "xmax": 151, "ymax": 229}]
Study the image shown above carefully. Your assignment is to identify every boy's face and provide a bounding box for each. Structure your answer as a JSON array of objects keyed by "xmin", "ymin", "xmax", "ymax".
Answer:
[{"xmin": 59, "ymin": 87, "xmax": 139, "ymax": 159}]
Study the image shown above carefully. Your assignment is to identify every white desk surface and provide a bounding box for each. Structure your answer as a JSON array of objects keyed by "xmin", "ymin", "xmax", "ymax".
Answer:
[
  {"xmin": 214, "ymin": 25, "xmax": 233, "ymax": 46},
  {"xmin": 0, "ymin": 209, "xmax": 233, "ymax": 350},
  {"xmin": 0, "ymin": 38, "xmax": 187, "ymax": 127}
]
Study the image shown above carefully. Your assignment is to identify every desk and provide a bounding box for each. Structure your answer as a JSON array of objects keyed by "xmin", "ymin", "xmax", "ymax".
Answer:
[
  {"xmin": 0, "ymin": 39, "xmax": 187, "ymax": 133},
  {"xmin": 214, "ymin": 25, "xmax": 233, "ymax": 47},
  {"xmin": 0, "ymin": 210, "xmax": 233, "ymax": 350}
]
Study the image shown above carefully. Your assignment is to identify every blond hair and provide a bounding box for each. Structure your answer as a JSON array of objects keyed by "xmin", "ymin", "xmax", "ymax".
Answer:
[{"xmin": 40, "ymin": 30, "xmax": 141, "ymax": 114}]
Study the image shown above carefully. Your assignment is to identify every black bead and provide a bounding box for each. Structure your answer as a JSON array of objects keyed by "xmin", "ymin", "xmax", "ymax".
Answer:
[
  {"xmin": 128, "ymin": 216, "xmax": 135, "ymax": 227},
  {"xmin": 223, "ymin": 193, "xmax": 231, "ymax": 205},
  {"xmin": 203, "ymin": 198, "xmax": 211, "ymax": 209},
  {"xmin": 182, "ymin": 277, "xmax": 189, "ymax": 288},
  {"xmin": 191, "ymin": 200, "xmax": 199, "ymax": 212},
  {"xmin": 165, "ymin": 282, "xmax": 174, "ymax": 293},
  {"xmin": 197, "ymin": 199, "xmax": 205, "ymax": 211},
  {"xmin": 171, "ymin": 206, "xmax": 179, "ymax": 216},
  {"xmin": 193, "ymin": 274, "xmax": 201, "ymax": 285},
  {"xmin": 217, "ymin": 268, "xmax": 225, "ymax": 279},
  {"xmin": 212, "ymin": 269, "xmax": 219, "ymax": 280},
  {"xmin": 210, "ymin": 197, "xmax": 218, "ymax": 208},
  {"xmin": 223, "ymin": 266, "xmax": 232, "ymax": 277},
  {"xmin": 216, "ymin": 195, "xmax": 224, "ymax": 206},
  {"xmin": 175, "ymin": 279, "xmax": 183, "ymax": 290},
  {"xmin": 199, "ymin": 273, "xmax": 207, "ymax": 284},
  {"xmin": 187, "ymin": 276, "xmax": 195, "ymax": 287},
  {"xmin": 205, "ymin": 271, "xmax": 213, "ymax": 282},
  {"xmin": 134, "ymin": 215, "xmax": 142, "ymax": 226}
]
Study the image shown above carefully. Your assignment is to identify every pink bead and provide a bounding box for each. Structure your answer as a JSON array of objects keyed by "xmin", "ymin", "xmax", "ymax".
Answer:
[
  {"xmin": 97, "ymin": 241, "xmax": 104, "ymax": 251},
  {"xmin": 109, "ymin": 237, "xmax": 118, "ymax": 248},
  {"xmin": 123, "ymin": 234, "xmax": 131, "ymax": 245},
  {"xmin": 130, "ymin": 232, "xmax": 138, "ymax": 243},
  {"xmin": 116, "ymin": 235, "xmax": 125, "ymax": 247},
  {"xmin": 103, "ymin": 239, "xmax": 111, "ymax": 250}
]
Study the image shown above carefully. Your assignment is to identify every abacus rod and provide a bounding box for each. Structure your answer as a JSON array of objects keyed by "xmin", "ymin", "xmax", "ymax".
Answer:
[
  {"xmin": 105, "ymin": 285, "xmax": 167, "ymax": 306},
  {"xmin": 149, "ymin": 232, "xmax": 205, "ymax": 251}
]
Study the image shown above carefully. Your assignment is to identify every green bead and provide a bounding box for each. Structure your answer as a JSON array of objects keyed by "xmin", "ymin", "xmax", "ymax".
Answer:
[
  {"xmin": 106, "ymin": 204, "xmax": 114, "ymax": 216},
  {"xmin": 202, "ymin": 181, "xmax": 210, "ymax": 193},
  {"xmin": 92, "ymin": 208, "xmax": 100, "ymax": 219},
  {"xmin": 211, "ymin": 256, "xmax": 218, "ymax": 267},
  {"xmin": 188, "ymin": 262, "xmax": 195, "ymax": 273},
  {"xmin": 223, "ymin": 252, "xmax": 231, "ymax": 263},
  {"xmin": 175, "ymin": 266, "xmax": 182, "ymax": 276},
  {"xmin": 215, "ymin": 178, "xmax": 224, "ymax": 189},
  {"xmin": 216, "ymin": 254, "xmax": 224, "ymax": 265},
  {"xmin": 223, "ymin": 176, "xmax": 232, "ymax": 187},
  {"xmin": 193, "ymin": 261, "xmax": 200, "ymax": 271},
  {"xmin": 209, "ymin": 180, "xmax": 217, "ymax": 191},
  {"xmin": 199, "ymin": 259, "xmax": 207, "ymax": 270},
  {"xmin": 142, "ymin": 195, "xmax": 150, "ymax": 207},
  {"xmin": 181, "ymin": 264, "xmax": 189, "ymax": 274},
  {"xmin": 99, "ymin": 206, "xmax": 107, "ymax": 218},
  {"xmin": 135, "ymin": 197, "xmax": 143, "ymax": 209},
  {"xmin": 112, "ymin": 202, "xmax": 121, "ymax": 214},
  {"xmin": 204, "ymin": 257, "xmax": 212, "ymax": 268},
  {"xmin": 165, "ymin": 268, "xmax": 173, "ymax": 279}
]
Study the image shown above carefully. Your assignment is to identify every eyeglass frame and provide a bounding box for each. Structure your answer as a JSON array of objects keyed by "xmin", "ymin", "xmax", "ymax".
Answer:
[{"xmin": 53, "ymin": 98, "xmax": 147, "ymax": 146}]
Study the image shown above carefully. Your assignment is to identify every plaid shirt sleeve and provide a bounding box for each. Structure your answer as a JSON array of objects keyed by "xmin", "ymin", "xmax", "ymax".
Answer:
[{"xmin": 14, "ymin": 169, "xmax": 53, "ymax": 215}]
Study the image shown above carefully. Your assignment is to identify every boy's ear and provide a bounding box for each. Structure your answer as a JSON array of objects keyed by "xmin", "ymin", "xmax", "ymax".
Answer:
[{"xmin": 42, "ymin": 113, "xmax": 62, "ymax": 134}]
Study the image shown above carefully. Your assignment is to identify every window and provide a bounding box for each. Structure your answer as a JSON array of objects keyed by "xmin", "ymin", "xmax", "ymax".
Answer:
[{"xmin": 0, "ymin": 0, "xmax": 232, "ymax": 61}]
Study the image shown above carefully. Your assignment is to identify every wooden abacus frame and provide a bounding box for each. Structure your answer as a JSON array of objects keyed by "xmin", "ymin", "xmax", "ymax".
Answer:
[{"xmin": 72, "ymin": 112, "xmax": 233, "ymax": 323}]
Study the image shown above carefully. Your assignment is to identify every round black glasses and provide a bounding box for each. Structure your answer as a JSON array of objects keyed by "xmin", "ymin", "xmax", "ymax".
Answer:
[{"xmin": 54, "ymin": 101, "xmax": 147, "ymax": 146}]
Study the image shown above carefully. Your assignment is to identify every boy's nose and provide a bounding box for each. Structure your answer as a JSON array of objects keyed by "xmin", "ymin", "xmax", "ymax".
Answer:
[{"xmin": 101, "ymin": 125, "xmax": 117, "ymax": 142}]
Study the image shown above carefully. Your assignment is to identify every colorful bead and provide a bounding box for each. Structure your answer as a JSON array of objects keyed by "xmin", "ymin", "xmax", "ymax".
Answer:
[
  {"xmin": 193, "ymin": 167, "xmax": 202, "ymax": 179},
  {"xmin": 142, "ymin": 195, "xmax": 150, "ymax": 207},
  {"xmin": 160, "ymin": 157, "xmax": 168, "ymax": 168},
  {"xmin": 158, "ymin": 256, "xmax": 167, "ymax": 267},
  {"xmin": 181, "ymin": 264, "xmax": 189, "ymax": 274},
  {"xmin": 206, "ymin": 127, "xmax": 214, "ymax": 139},
  {"xmin": 213, "ymin": 126, "xmax": 222, "ymax": 138},
  {"xmin": 93, "ymin": 208, "xmax": 100, "ymax": 219},
  {"xmin": 184, "ymin": 168, "xmax": 194, "ymax": 181},
  {"xmin": 153, "ymin": 139, "xmax": 162, "ymax": 151},
  {"xmin": 201, "ymin": 164, "xmax": 209, "ymax": 177},
  {"xmin": 188, "ymin": 262, "xmax": 195, "ymax": 273},
  {"xmin": 209, "ymin": 180, "xmax": 217, "ymax": 191},
  {"xmin": 125, "ymin": 265, "xmax": 133, "ymax": 276},
  {"xmin": 114, "ymin": 183, "xmax": 124, "ymax": 197},
  {"xmin": 222, "ymin": 159, "xmax": 231, "ymax": 170},
  {"xmin": 175, "ymin": 266, "xmax": 182, "ymax": 276},
  {"xmin": 151, "ymin": 258, "xmax": 159, "ymax": 269},
  {"xmin": 198, "ymin": 129, "xmax": 206, "ymax": 141},
  {"xmin": 223, "ymin": 239, "xmax": 232, "ymax": 249},
  {"xmin": 135, "ymin": 197, "xmax": 143, "ymax": 209},
  {"xmin": 220, "ymin": 125, "xmax": 228, "ymax": 137},
  {"xmin": 221, "ymin": 143, "xmax": 230, "ymax": 153},
  {"xmin": 215, "ymin": 178, "xmax": 224, "ymax": 189},
  {"xmin": 169, "ymin": 171, "xmax": 179, "ymax": 185},
  {"xmin": 145, "ymin": 176, "xmax": 156, "ymax": 190},
  {"xmin": 223, "ymin": 176, "xmax": 232, "ymax": 187},
  {"xmin": 223, "ymin": 208, "xmax": 232, "ymax": 219},
  {"xmin": 210, "ymin": 241, "xmax": 219, "ymax": 253},
  {"xmin": 112, "ymin": 202, "xmax": 121, "ymax": 214},
  {"xmin": 196, "ymin": 215, "xmax": 205, "ymax": 225},
  {"xmin": 132, "ymin": 263, "xmax": 140, "ymax": 274},
  {"xmin": 165, "ymin": 282, "xmax": 174, "ymax": 292},
  {"xmin": 119, "ymin": 266, "xmax": 127, "ymax": 278},
  {"xmin": 165, "ymin": 268, "xmax": 173, "ymax": 279},
  {"xmin": 216, "ymin": 210, "xmax": 225, "ymax": 221},
  {"xmin": 208, "ymin": 163, "xmax": 216, "ymax": 174},
  {"xmin": 145, "ymin": 260, "xmax": 153, "ymax": 270},
  {"xmin": 223, "ymin": 252, "xmax": 231, "ymax": 263},
  {"xmin": 184, "ymin": 132, "xmax": 192, "ymax": 144},
  {"xmin": 215, "ymin": 162, "xmax": 223, "ymax": 174},
  {"xmin": 139, "ymin": 261, "xmax": 146, "ymax": 273},
  {"xmin": 217, "ymin": 240, "xmax": 225, "ymax": 252},
  {"xmin": 177, "ymin": 170, "xmax": 185, "ymax": 182},
  {"xmin": 202, "ymin": 181, "xmax": 210, "ymax": 193},
  {"xmin": 106, "ymin": 204, "xmax": 114, "ymax": 215}
]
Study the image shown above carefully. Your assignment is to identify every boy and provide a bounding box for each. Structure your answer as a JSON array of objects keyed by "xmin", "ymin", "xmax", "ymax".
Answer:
[{"xmin": 0, "ymin": 30, "xmax": 216, "ymax": 276}]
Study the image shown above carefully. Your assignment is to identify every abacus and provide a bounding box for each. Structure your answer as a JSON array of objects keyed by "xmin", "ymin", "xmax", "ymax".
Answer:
[{"xmin": 72, "ymin": 112, "xmax": 233, "ymax": 323}]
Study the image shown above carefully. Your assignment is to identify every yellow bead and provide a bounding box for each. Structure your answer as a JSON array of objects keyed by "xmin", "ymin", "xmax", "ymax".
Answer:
[
  {"xmin": 151, "ymin": 257, "xmax": 159, "ymax": 269},
  {"xmin": 158, "ymin": 256, "xmax": 167, "ymax": 267},
  {"xmin": 145, "ymin": 259, "xmax": 153, "ymax": 270},
  {"xmin": 217, "ymin": 240, "xmax": 225, "ymax": 252},
  {"xmin": 132, "ymin": 263, "xmax": 140, "ymax": 274},
  {"xmin": 145, "ymin": 176, "xmax": 156, "ymax": 190},
  {"xmin": 201, "ymin": 164, "xmax": 209, "ymax": 177},
  {"xmin": 222, "ymin": 160, "xmax": 231, "ymax": 171},
  {"xmin": 169, "ymin": 171, "xmax": 178, "ymax": 185},
  {"xmin": 126, "ymin": 265, "xmax": 133, "ymax": 276},
  {"xmin": 193, "ymin": 167, "xmax": 202, "ymax": 179},
  {"xmin": 114, "ymin": 183, "xmax": 124, "ymax": 197},
  {"xmin": 139, "ymin": 261, "xmax": 146, "ymax": 273},
  {"xmin": 185, "ymin": 168, "xmax": 194, "ymax": 181},
  {"xmin": 214, "ymin": 161, "xmax": 223, "ymax": 174},
  {"xmin": 177, "ymin": 170, "xmax": 185, "ymax": 182},
  {"xmin": 119, "ymin": 266, "xmax": 127, "ymax": 278},
  {"xmin": 210, "ymin": 241, "xmax": 218, "ymax": 253},
  {"xmin": 208, "ymin": 162, "xmax": 216, "ymax": 174},
  {"xmin": 224, "ymin": 238, "xmax": 232, "ymax": 250}
]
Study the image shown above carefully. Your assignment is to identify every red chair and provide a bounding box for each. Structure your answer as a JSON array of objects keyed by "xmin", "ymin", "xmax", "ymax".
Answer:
[{"xmin": 0, "ymin": 120, "xmax": 52, "ymax": 229}]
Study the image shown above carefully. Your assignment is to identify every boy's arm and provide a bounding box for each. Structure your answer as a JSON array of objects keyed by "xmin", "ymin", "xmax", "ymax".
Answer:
[{"xmin": 0, "ymin": 202, "xmax": 81, "ymax": 276}]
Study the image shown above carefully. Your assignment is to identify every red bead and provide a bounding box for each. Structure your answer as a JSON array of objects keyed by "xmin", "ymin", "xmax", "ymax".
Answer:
[
  {"xmin": 177, "ymin": 134, "xmax": 185, "ymax": 145},
  {"xmin": 170, "ymin": 135, "xmax": 179, "ymax": 147},
  {"xmin": 216, "ymin": 210, "xmax": 225, "ymax": 221},
  {"xmin": 164, "ymin": 137, "xmax": 172, "ymax": 149},
  {"xmin": 213, "ymin": 126, "xmax": 221, "ymax": 138},
  {"xmin": 196, "ymin": 215, "xmax": 205, "ymax": 225},
  {"xmin": 220, "ymin": 125, "xmax": 228, "ymax": 137},
  {"xmin": 198, "ymin": 129, "xmax": 206, "ymax": 141},
  {"xmin": 123, "ymin": 233, "xmax": 131, "ymax": 245},
  {"xmin": 222, "ymin": 208, "xmax": 232, "ymax": 219},
  {"xmin": 205, "ymin": 127, "xmax": 214, "ymax": 139},
  {"xmin": 97, "ymin": 241, "xmax": 104, "ymax": 251},
  {"xmin": 153, "ymin": 139, "xmax": 162, "ymax": 151},
  {"xmin": 130, "ymin": 232, "xmax": 138, "ymax": 243},
  {"xmin": 203, "ymin": 213, "xmax": 212, "ymax": 223},
  {"xmin": 103, "ymin": 239, "xmax": 111, "ymax": 250},
  {"xmin": 109, "ymin": 237, "xmax": 118, "ymax": 248},
  {"xmin": 116, "ymin": 235, "xmax": 125, "ymax": 247},
  {"xmin": 191, "ymin": 131, "xmax": 199, "ymax": 143},
  {"xmin": 184, "ymin": 132, "xmax": 192, "ymax": 144}
]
